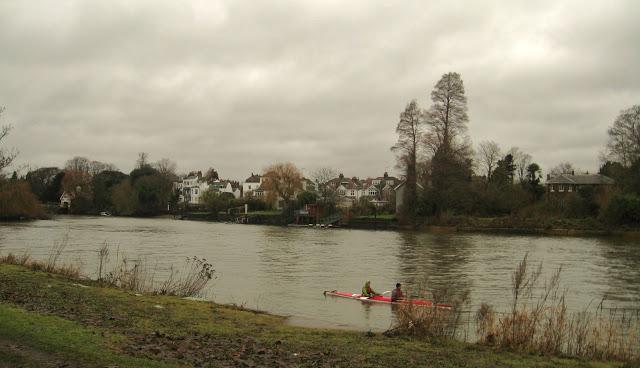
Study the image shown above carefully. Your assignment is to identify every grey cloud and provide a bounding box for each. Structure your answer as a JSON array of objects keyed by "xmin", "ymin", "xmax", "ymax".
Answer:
[{"xmin": 1, "ymin": 0, "xmax": 639, "ymax": 180}]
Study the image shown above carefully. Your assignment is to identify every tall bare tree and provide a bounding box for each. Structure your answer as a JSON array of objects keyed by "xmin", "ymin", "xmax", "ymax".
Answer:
[
  {"xmin": 136, "ymin": 152, "xmax": 149, "ymax": 169},
  {"xmin": 88, "ymin": 160, "xmax": 117, "ymax": 176},
  {"xmin": 155, "ymin": 158, "xmax": 178, "ymax": 178},
  {"xmin": 425, "ymin": 72, "xmax": 469, "ymax": 155},
  {"xmin": 508, "ymin": 147, "xmax": 532, "ymax": 183},
  {"xmin": 0, "ymin": 107, "xmax": 17, "ymax": 175},
  {"xmin": 262, "ymin": 162, "xmax": 303, "ymax": 208},
  {"xmin": 391, "ymin": 99, "xmax": 423, "ymax": 218},
  {"xmin": 549, "ymin": 162, "xmax": 575, "ymax": 177},
  {"xmin": 312, "ymin": 167, "xmax": 338, "ymax": 201},
  {"xmin": 477, "ymin": 140, "xmax": 501, "ymax": 181},
  {"xmin": 65, "ymin": 156, "xmax": 91, "ymax": 173},
  {"xmin": 607, "ymin": 105, "xmax": 640, "ymax": 167}
]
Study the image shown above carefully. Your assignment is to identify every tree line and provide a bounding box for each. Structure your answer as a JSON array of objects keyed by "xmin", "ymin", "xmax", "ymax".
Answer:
[{"xmin": 392, "ymin": 72, "xmax": 640, "ymax": 227}]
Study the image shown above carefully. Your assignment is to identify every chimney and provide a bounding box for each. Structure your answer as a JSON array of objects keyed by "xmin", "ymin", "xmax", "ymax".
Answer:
[{"xmin": 546, "ymin": 174, "xmax": 550, "ymax": 181}]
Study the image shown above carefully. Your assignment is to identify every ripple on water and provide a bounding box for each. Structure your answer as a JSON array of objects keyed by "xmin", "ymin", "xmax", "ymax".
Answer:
[{"xmin": 1, "ymin": 217, "xmax": 639, "ymax": 331}]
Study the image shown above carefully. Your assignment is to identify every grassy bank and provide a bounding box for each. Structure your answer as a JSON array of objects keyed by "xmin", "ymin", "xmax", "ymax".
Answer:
[{"xmin": 0, "ymin": 265, "xmax": 626, "ymax": 367}]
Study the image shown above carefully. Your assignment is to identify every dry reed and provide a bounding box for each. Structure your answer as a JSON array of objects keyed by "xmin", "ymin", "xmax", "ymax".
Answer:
[
  {"xmin": 156, "ymin": 256, "xmax": 216, "ymax": 297},
  {"xmin": 476, "ymin": 253, "xmax": 640, "ymax": 363},
  {"xmin": 387, "ymin": 280, "xmax": 469, "ymax": 339}
]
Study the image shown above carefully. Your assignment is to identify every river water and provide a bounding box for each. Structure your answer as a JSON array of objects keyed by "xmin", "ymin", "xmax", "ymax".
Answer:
[{"xmin": 1, "ymin": 216, "xmax": 638, "ymax": 332}]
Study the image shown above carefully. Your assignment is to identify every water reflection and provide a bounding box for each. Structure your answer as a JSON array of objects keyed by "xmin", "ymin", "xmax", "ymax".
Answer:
[
  {"xmin": 1, "ymin": 218, "xmax": 639, "ymax": 332},
  {"xmin": 597, "ymin": 237, "xmax": 640, "ymax": 306},
  {"xmin": 396, "ymin": 232, "xmax": 472, "ymax": 304}
]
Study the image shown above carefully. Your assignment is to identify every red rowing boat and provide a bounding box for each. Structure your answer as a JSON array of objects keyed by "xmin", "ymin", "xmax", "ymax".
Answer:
[{"xmin": 323, "ymin": 290, "xmax": 453, "ymax": 309}]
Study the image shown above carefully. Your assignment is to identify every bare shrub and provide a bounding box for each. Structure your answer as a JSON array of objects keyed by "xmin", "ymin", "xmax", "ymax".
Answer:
[
  {"xmin": 0, "ymin": 251, "xmax": 30, "ymax": 266},
  {"xmin": 156, "ymin": 257, "xmax": 216, "ymax": 297},
  {"xmin": 103, "ymin": 255, "xmax": 155, "ymax": 294},
  {"xmin": 387, "ymin": 281, "xmax": 469, "ymax": 339},
  {"xmin": 476, "ymin": 303, "xmax": 496, "ymax": 344},
  {"xmin": 45, "ymin": 231, "xmax": 70, "ymax": 273},
  {"xmin": 477, "ymin": 254, "xmax": 640, "ymax": 363},
  {"xmin": 96, "ymin": 241, "xmax": 110, "ymax": 282}
]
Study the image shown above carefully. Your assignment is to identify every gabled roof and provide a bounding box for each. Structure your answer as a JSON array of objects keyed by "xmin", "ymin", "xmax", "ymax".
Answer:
[
  {"xmin": 546, "ymin": 174, "xmax": 615, "ymax": 185},
  {"xmin": 394, "ymin": 181, "xmax": 425, "ymax": 191},
  {"xmin": 244, "ymin": 173, "xmax": 261, "ymax": 183}
]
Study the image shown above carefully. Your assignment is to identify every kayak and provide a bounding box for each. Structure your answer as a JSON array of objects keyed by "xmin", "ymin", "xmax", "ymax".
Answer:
[{"xmin": 323, "ymin": 290, "xmax": 453, "ymax": 309}]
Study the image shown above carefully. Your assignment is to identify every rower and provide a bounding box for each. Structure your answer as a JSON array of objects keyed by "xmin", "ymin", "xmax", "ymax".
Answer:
[
  {"xmin": 391, "ymin": 283, "xmax": 404, "ymax": 302},
  {"xmin": 361, "ymin": 280, "xmax": 377, "ymax": 298}
]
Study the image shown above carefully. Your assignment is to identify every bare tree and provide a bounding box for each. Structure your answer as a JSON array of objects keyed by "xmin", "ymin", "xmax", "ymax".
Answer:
[
  {"xmin": 0, "ymin": 107, "xmax": 18, "ymax": 175},
  {"xmin": 508, "ymin": 147, "xmax": 532, "ymax": 183},
  {"xmin": 549, "ymin": 162, "xmax": 575, "ymax": 177},
  {"xmin": 155, "ymin": 158, "xmax": 178, "ymax": 177},
  {"xmin": 606, "ymin": 105, "xmax": 640, "ymax": 167},
  {"xmin": 477, "ymin": 140, "xmax": 501, "ymax": 181},
  {"xmin": 136, "ymin": 152, "xmax": 149, "ymax": 169},
  {"xmin": 88, "ymin": 160, "xmax": 117, "ymax": 176},
  {"xmin": 262, "ymin": 162, "xmax": 303, "ymax": 207},
  {"xmin": 391, "ymin": 99, "xmax": 423, "ymax": 218},
  {"xmin": 312, "ymin": 167, "xmax": 338, "ymax": 201},
  {"xmin": 425, "ymin": 72, "xmax": 469, "ymax": 155},
  {"xmin": 65, "ymin": 156, "xmax": 91, "ymax": 173}
]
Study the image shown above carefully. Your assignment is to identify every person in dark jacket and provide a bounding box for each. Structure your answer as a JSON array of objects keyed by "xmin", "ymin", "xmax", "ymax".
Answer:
[{"xmin": 391, "ymin": 283, "xmax": 404, "ymax": 302}]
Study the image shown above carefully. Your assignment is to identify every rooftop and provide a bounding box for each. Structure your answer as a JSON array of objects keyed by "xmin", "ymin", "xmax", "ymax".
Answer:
[{"xmin": 546, "ymin": 174, "xmax": 615, "ymax": 185}]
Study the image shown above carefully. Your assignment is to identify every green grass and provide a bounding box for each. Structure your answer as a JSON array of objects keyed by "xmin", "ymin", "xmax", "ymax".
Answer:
[{"xmin": 0, "ymin": 264, "xmax": 624, "ymax": 367}]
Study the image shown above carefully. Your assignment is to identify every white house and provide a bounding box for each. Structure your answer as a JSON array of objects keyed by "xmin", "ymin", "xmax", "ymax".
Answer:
[
  {"xmin": 210, "ymin": 180, "xmax": 242, "ymax": 199},
  {"xmin": 242, "ymin": 173, "xmax": 264, "ymax": 197},
  {"xmin": 301, "ymin": 177, "xmax": 317, "ymax": 192},
  {"xmin": 60, "ymin": 191, "xmax": 74, "ymax": 208},
  {"xmin": 175, "ymin": 174, "xmax": 209, "ymax": 205}
]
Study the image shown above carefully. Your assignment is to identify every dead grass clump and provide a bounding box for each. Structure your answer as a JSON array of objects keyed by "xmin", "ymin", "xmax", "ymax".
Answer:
[
  {"xmin": 45, "ymin": 231, "xmax": 70, "ymax": 273},
  {"xmin": 102, "ymin": 255, "xmax": 156, "ymax": 294},
  {"xmin": 156, "ymin": 256, "xmax": 216, "ymax": 297},
  {"xmin": 98, "ymin": 244, "xmax": 216, "ymax": 297},
  {"xmin": 477, "ymin": 253, "xmax": 640, "ymax": 363},
  {"xmin": 96, "ymin": 241, "xmax": 110, "ymax": 282},
  {"xmin": 1, "ymin": 232, "xmax": 81, "ymax": 279},
  {"xmin": 388, "ymin": 282, "xmax": 469, "ymax": 339},
  {"xmin": 0, "ymin": 251, "xmax": 30, "ymax": 266}
]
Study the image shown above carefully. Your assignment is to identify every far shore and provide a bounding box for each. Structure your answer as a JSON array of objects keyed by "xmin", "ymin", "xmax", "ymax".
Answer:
[{"xmin": 32, "ymin": 211, "xmax": 640, "ymax": 239}]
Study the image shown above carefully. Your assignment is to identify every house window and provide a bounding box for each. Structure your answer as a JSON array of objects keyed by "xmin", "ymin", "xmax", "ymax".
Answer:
[
  {"xmin": 350, "ymin": 190, "xmax": 355, "ymax": 196},
  {"xmin": 248, "ymin": 185, "xmax": 251, "ymax": 190},
  {"xmin": 568, "ymin": 185, "xmax": 572, "ymax": 192},
  {"xmin": 194, "ymin": 188, "xmax": 198, "ymax": 195},
  {"xmin": 559, "ymin": 185, "xmax": 564, "ymax": 192}
]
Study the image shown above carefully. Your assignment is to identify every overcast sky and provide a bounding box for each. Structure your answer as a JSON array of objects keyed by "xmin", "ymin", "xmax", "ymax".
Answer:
[{"xmin": 1, "ymin": 1, "xmax": 638, "ymax": 180}]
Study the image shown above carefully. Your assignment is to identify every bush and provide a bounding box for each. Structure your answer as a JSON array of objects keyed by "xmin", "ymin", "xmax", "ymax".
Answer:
[
  {"xmin": 0, "ymin": 180, "xmax": 44, "ymax": 219},
  {"xmin": 601, "ymin": 193, "xmax": 640, "ymax": 226}
]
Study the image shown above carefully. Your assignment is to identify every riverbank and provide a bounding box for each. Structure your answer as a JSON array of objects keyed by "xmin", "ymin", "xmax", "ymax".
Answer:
[
  {"xmin": 0, "ymin": 264, "xmax": 621, "ymax": 367},
  {"xmin": 173, "ymin": 211, "xmax": 640, "ymax": 238}
]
